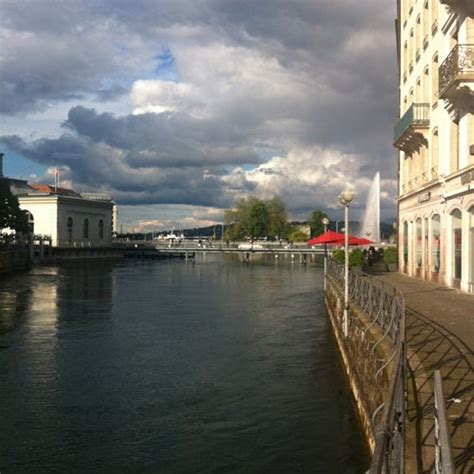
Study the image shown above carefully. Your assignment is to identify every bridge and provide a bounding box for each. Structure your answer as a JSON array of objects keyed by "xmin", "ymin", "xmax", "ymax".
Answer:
[{"xmin": 115, "ymin": 241, "xmax": 327, "ymax": 262}]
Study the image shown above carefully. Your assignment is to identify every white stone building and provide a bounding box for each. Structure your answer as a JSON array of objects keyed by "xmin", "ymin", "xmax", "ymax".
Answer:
[
  {"xmin": 0, "ymin": 153, "xmax": 115, "ymax": 248},
  {"xmin": 395, "ymin": 0, "xmax": 474, "ymax": 293}
]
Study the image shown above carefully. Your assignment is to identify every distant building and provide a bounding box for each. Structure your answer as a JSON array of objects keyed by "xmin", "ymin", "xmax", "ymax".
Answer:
[
  {"xmin": 394, "ymin": 1, "xmax": 474, "ymax": 293},
  {"xmin": 0, "ymin": 153, "xmax": 115, "ymax": 248}
]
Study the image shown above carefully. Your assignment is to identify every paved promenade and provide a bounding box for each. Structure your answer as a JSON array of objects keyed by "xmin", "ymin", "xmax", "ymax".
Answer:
[{"xmin": 369, "ymin": 270, "xmax": 473, "ymax": 473}]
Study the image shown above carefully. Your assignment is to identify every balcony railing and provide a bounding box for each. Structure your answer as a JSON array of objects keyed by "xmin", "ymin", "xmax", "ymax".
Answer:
[
  {"xmin": 439, "ymin": 44, "xmax": 474, "ymax": 98},
  {"xmin": 394, "ymin": 103, "xmax": 430, "ymax": 151},
  {"xmin": 439, "ymin": 0, "xmax": 474, "ymax": 15}
]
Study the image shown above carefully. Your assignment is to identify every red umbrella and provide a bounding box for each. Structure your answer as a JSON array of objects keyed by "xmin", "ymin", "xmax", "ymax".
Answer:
[
  {"xmin": 307, "ymin": 231, "xmax": 345, "ymax": 245},
  {"xmin": 348, "ymin": 236, "xmax": 373, "ymax": 246}
]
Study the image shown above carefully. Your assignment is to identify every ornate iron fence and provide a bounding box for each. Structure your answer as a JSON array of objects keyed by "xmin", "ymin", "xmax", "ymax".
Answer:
[
  {"xmin": 439, "ymin": 44, "xmax": 474, "ymax": 97},
  {"xmin": 326, "ymin": 260, "xmax": 406, "ymax": 473}
]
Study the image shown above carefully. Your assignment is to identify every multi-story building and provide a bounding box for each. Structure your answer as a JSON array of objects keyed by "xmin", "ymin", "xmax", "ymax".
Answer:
[{"xmin": 394, "ymin": 0, "xmax": 474, "ymax": 293}]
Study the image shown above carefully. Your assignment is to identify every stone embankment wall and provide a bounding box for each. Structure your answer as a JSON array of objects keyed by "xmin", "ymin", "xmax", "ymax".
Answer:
[
  {"xmin": 325, "ymin": 278, "xmax": 393, "ymax": 452},
  {"xmin": 0, "ymin": 247, "xmax": 31, "ymax": 274}
]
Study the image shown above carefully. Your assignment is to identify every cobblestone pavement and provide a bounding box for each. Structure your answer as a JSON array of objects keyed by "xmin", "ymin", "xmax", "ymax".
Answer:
[{"xmin": 369, "ymin": 270, "xmax": 473, "ymax": 473}]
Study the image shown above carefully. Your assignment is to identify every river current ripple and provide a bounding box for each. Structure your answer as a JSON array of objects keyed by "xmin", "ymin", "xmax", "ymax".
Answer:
[{"xmin": 0, "ymin": 256, "xmax": 368, "ymax": 473}]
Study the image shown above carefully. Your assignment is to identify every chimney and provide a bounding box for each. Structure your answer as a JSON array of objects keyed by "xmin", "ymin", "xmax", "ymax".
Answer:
[{"xmin": 0, "ymin": 153, "xmax": 4, "ymax": 177}]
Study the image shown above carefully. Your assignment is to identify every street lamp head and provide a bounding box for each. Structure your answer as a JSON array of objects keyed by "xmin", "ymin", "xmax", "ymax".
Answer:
[
  {"xmin": 322, "ymin": 217, "xmax": 330, "ymax": 226},
  {"xmin": 339, "ymin": 188, "xmax": 356, "ymax": 205}
]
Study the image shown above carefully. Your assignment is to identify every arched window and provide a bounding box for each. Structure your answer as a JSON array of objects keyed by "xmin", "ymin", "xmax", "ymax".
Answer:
[
  {"xmin": 403, "ymin": 221, "xmax": 409, "ymax": 268},
  {"xmin": 431, "ymin": 128, "xmax": 439, "ymax": 178},
  {"xmin": 83, "ymin": 218, "xmax": 89, "ymax": 239},
  {"xmin": 416, "ymin": 218, "xmax": 423, "ymax": 268},
  {"xmin": 24, "ymin": 210, "xmax": 34, "ymax": 234},
  {"xmin": 67, "ymin": 217, "xmax": 73, "ymax": 242},
  {"xmin": 432, "ymin": 214, "xmax": 440, "ymax": 273},
  {"xmin": 469, "ymin": 207, "xmax": 474, "ymax": 289},
  {"xmin": 423, "ymin": 66, "xmax": 430, "ymax": 103},
  {"xmin": 431, "ymin": 53, "xmax": 438, "ymax": 104},
  {"xmin": 451, "ymin": 209, "xmax": 462, "ymax": 281},
  {"xmin": 423, "ymin": 1, "xmax": 429, "ymax": 49},
  {"xmin": 431, "ymin": 0, "xmax": 438, "ymax": 33},
  {"xmin": 98, "ymin": 219, "xmax": 104, "ymax": 239}
]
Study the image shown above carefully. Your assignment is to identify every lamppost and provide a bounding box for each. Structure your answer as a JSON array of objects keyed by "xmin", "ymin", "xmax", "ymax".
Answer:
[
  {"xmin": 322, "ymin": 217, "xmax": 330, "ymax": 290},
  {"xmin": 339, "ymin": 187, "xmax": 356, "ymax": 338}
]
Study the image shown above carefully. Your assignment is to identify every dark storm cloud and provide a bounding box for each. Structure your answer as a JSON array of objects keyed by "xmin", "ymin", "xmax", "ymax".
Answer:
[{"xmin": 62, "ymin": 106, "xmax": 260, "ymax": 167}]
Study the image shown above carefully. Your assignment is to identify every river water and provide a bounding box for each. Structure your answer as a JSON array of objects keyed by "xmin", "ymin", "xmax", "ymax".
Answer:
[{"xmin": 0, "ymin": 255, "xmax": 368, "ymax": 473}]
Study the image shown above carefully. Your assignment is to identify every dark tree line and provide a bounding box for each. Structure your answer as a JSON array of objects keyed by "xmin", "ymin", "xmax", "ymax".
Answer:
[{"xmin": 0, "ymin": 179, "xmax": 28, "ymax": 234}]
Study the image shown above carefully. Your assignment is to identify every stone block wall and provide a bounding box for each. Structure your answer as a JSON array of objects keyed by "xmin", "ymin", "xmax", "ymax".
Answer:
[
  {"xmin": 325, "ymin": 278, "xmax": 393, "ymax": 453},
  {"xmin": 0, "ymin": 248, "xmax": 31, "ymax": 274}
]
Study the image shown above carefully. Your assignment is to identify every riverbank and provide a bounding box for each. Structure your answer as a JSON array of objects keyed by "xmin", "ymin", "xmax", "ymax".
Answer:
[{"xmin": 367, "ymin": 270, "xmax": 473, "ymax": 473}]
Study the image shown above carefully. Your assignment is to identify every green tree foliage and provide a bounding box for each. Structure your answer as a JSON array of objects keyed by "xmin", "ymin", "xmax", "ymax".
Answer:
[
  {"xmin": 0, "ymin": 179, "xmax": 28, "ymax": 234},
  {"xmin": 224, "ymin": 196, "xmax": 289, "ymax": 240},
  {"xmin": 287, "ymin": 228, "xmax": 308, "ymax": 242},
  {"xmin": 307, "ymin": 210, "xmax": 329, "ymax": 237},
  {"xmin": 266, "ymin": 197, "xmax": 288, "ymax": 239}
]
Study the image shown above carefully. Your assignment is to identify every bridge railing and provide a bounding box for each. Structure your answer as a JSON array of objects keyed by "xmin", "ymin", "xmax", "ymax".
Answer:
[{"xmin": 326, "ymin": 260, "xmax": 406, "ymax": 473}]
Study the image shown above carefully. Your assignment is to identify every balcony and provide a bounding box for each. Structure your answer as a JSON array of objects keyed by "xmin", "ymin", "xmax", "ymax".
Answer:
[
  {"xmin": 394, "ymin": 103, "xmax": 430, "ymax": 153},
  {"xmin": 439, "ymin": 44, "xmax": 474, "ymax": 112},
  {"xmin": 439, "ymin": 0, "xmax": 474, "ymax": 15}
]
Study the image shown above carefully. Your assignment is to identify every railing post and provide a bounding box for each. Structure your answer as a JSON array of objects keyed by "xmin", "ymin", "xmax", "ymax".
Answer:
[{"xmin": 433, "ymin": 370, "xmax": 455, "ymax": 474}]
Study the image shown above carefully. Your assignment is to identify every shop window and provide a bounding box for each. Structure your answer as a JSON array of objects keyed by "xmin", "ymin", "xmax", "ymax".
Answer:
[
  {"xmin": 403, "ymin": 221, "xmax": 409, "ymax": 267},
  {"xmin": 416, "ymin": 218, "xmax": 422, "ymax": 268},
  {"xmin": 431, "ymin": 214, "xmax": 440, "ymax": 273},
  {"xmin": 451, "ymin": 209, "xmax": 462, "ymax": 280}
]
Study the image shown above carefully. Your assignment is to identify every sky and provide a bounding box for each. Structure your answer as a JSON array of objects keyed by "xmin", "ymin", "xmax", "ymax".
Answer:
[{"xmin": 0, "ymin": 0, "xmax": 398, "ymax": 231}]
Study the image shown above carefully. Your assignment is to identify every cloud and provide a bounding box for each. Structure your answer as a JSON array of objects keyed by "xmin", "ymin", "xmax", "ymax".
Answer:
[{"xmin": 0, "ymin": 0, "xmax": 399, "ymax": 226}]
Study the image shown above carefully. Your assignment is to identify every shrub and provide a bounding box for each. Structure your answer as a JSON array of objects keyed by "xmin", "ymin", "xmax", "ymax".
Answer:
[
  {"xmin": 383, "ymin": 246, "xmax": 398, "ymax": 265},
  {"xmin": 331, "ymin": 249, "xmax": 345, "ymax": 264},
  {"xmin": 331, "ymin": 248, "xmax": 365, "ymax": 268},
  {"xmin": 349, "ymin": 248, "xmax": 365, "ymax": 268}
]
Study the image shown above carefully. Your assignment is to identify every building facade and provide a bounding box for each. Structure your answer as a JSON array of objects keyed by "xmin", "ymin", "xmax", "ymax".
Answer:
[
  {"xmin": 395, "ymin": 0, "xmax": 474, "ymax": 293},
  {"xmin": 19, "ymin": 187, "xmax": 114, "ymax": 248},
  {"xmin": 1, "ymin": 152, "xmax": 115, "ymax": 248}
]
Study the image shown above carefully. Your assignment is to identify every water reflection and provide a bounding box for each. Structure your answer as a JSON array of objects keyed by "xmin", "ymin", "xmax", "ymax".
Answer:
[{"xmin": 0, "ymin": 258, "xmax": 368, "ymax": 473}]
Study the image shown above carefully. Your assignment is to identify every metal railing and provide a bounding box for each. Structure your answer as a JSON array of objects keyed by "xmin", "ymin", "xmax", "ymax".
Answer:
[
  {"xmin": 433, "ymin": 370, "xmax": 455, "ymax": 474},
  {"xmin": 327, "ymin": 261, "xmax": 406, "ymax": 473},
  {"xmin": 394, "ymin": 103, "xmax": 430, "ymax": 145},
  {"xmin": 439, "ymin": 44, "xmax": 474, "ymax": 97}
]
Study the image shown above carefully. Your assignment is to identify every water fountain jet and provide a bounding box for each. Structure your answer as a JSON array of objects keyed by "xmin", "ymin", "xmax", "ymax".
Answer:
[{"xmin": 360, "ymin": 172, "xmax": 380, "ymax": 243}]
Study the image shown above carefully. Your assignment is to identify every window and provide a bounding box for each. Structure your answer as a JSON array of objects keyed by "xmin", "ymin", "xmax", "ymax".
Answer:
[
  {"xmin": 431, "ymin": 129, "xmax": 439, "ymax": 178},
  {"xmin": 99, "ymin": 219, "xmax": 104, "ymax": 239},
  {"xmin": 403, "ymin": 221, "xmax": 409, "ymax": 268},
  {"xmin": 416, "ymin": 218, "xmax": 423, "ymax": 268},
  {"xmin": 431, "ymin": 54, "xmax": 438, "ymax": 104},
  {"xmin": 67, "ymin": 217, "xmax": 73, "ymax": 242},
  {"xmin": 470, "ymin": 207, "xmax": 474, "ymax": 287},
  {"xmin": 423, "ymin": 67, "xmax": 429, "ymax": 103},
  {"xmin": 451, "ymin": 209, "xmax": 462, "ymax": 281},
  {"xmin": 83, "ymin": 218, "xmax": 89, "ymax": 239},
  {"xmin": 431, "ymin": 214, "xmax": 440, "ymax": 273}
]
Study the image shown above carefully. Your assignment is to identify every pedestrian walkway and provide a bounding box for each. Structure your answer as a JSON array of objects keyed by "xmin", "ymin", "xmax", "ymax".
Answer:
[{"xmin": 368, "ymin": 269, "xmax": 473, "ymax": 473}]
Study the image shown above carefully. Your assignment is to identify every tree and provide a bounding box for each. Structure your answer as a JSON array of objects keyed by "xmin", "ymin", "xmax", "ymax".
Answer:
[
  {"xmin": 307, "ymin": 210, "xmax": 329, "ymax": 237},
  {"xmin": 267, "ymin": 196, "xmax": 289, "ymax": 239},
  {"xmin": 0, "ymin": 178, "xmax": 28, "ymax": 234},
  {"xmin": 224, "ymin": 195, "xmax": 289, "ymax": 241}
]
